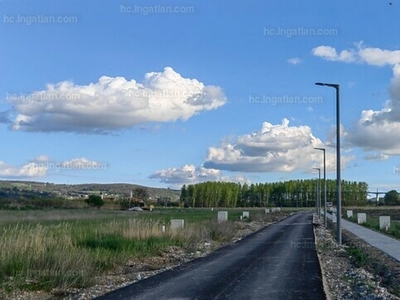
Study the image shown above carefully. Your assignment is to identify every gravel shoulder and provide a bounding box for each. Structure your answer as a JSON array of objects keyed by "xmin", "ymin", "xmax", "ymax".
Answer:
[{"xmin": 314, "ymin": 216, "xmax": 400, "ymax": 300}]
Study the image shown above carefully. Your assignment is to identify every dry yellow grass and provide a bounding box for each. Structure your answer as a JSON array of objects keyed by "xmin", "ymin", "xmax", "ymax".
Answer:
[{"xmin": 0, "ymin": 210, "xmax": 238, "ymax": 295}]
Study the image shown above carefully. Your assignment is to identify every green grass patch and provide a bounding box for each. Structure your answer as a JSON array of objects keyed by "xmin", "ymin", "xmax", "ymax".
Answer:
[
  {"xmin": 385, "ymin": 222, "xmax": 400, "ymax": 239},
  {"xmin": 0, "ymin": 207, "xmax": 289, "ymax": 296},
  {"xmin": 346, "ymin": 246, "xmax": 368, "ymax": 266},
  {"xmin": 362, "ymin": 219, "xmax": 380, "ymax": 230},
  {"xmin": 346, "ymin": 213, "xmax": 400, "ymax": 240},
  {"xmin": 78, "ymin": 234, "xmax": 182, "ymax": 255}
]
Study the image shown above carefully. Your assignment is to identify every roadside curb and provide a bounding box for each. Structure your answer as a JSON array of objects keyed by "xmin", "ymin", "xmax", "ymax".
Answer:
[{"xmin": 313, "ymin": 214, "xmax": 332, "ymax": 300}]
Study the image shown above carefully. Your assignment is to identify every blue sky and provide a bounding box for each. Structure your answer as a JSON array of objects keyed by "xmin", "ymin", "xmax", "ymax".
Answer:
[{"xmin": 1, "ymin": 0, "xmax": 400, "ymax": 194}]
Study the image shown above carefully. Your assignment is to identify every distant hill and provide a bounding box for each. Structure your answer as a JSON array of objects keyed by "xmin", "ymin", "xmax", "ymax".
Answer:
[{"xmin": 0, "ymin": 180, "xmax": 180, "ymax": 201}]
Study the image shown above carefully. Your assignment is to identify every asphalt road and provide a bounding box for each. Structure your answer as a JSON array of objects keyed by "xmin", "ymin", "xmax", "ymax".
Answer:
[{"xmin": 97, "ymin": 211, "xmax": 325, "ymax": 300}]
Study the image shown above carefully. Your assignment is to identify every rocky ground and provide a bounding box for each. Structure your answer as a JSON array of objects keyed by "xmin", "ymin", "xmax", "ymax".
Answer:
[
  {"xmin": 314, "ymin": 216, "xmax": 400, "ymax": 300},
  {"xmin": 6, "ymin": 212, "xmax": 400, "ymax": 300}
]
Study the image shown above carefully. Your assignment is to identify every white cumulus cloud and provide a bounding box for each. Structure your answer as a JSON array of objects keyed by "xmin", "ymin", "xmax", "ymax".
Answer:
[
  {"xmin": 7, "ymin": 67, "xmax": 226, "ymax": 134},
  {"xmin": 312, "ymin": 45, "xmax": 356, "ymax": 63},
  {"xmin": 350, "ymin": 65, "xmax": 400, "ymax": 153},
  {"xmin": 0, "ymin": 156, "xmax": 48, "ymax": 178},
  {"xmin": 149, "ymin": 164, "xmax": 250, "ymax": 187},
  {"xmin": 203, "ymin": 119, "xmax": 352, "ymax": 173},
  {"xmin": 0, "ymin": 156, "xmax": 106, "ymax": 178},
  {"xmin": 312, "ymin": 42, "xmax": 400, "ymax": 66},
  {"xmin": 313, "ymin": 43, "xmax": 400, "ymax": 155}
]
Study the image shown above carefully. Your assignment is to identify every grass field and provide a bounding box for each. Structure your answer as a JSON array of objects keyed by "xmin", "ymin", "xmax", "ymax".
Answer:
[
  {"xmin": 0, "ymin": 207, "xmax": 281, "ymax": 294},
  {"xmin": 343, "ymin": 207, "xmax": 400, "ymax": 239}
]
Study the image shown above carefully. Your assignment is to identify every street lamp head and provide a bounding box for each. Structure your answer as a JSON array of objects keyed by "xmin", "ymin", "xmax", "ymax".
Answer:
[
  {"xmin": 315, "ymin": 82, "xmax": 339, "ymax": 89},
  {"xmin": 314, "ymin": 147, "xmax": 325, "ymax": 151}
]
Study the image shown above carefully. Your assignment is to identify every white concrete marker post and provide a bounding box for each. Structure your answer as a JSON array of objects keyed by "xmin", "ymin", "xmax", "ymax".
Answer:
[
  {"xmin": 218, "ymin": 211, "xmax": 228, "ymax": 223},
  {"xmin": 347, "ymin": 210, "xmax": 353, "ymax": 218},
  {"xmin": 170, "ymin": 219, "xmax": 185, "ymax": 230},
  {"xmin": 379, "ymin": 216, "xmax": 391, "ymax": 231},
  {"xmin": 357, "ymin": 213, "xmax": 367, "ymax": 224}
]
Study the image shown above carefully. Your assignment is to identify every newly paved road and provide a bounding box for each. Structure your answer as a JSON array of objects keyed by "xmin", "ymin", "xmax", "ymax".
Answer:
[
  {"xmin": 97, "ymin": 212, "xmax": 325, "ymax": 300},
  {"xmin": 327, "ymin": 213, "xmax": 400, "ymax": 262}
]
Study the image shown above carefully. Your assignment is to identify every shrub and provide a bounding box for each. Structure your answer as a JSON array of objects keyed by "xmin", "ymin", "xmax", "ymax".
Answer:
[{"xmin": 85, "ymin": 195, "xmax": 105, "ymax": 208}]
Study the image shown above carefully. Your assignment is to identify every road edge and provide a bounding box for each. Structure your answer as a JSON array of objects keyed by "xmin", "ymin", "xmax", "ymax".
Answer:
[{"xmin": 313, "ymin": 214, "xmax": 332, "ymax": 300}]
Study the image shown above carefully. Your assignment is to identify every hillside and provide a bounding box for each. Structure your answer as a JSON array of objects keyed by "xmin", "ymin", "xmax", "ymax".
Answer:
[{"xmin": 0, "ymin": 180, "xmax": 180, "ymax": 201}]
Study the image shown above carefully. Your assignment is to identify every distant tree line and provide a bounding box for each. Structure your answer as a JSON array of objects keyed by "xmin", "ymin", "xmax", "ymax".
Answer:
[
  {"xmin": 383, "ymin": 190, "xmax": 400, "ymax": 205},
  {"xmin": 180, "ymin": 180, "xmax": 369, "ymax": 208}
]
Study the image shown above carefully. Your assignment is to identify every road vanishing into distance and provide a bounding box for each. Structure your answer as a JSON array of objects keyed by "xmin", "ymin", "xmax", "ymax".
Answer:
[{"xmin": 97, "ymin": 212, "xmax": 325, "ymax": 300}]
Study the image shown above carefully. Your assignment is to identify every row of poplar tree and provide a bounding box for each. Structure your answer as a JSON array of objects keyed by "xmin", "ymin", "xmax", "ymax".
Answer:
[{"xmin": 179, "ymin": 180, "xmax": 369, "ymax": 208}]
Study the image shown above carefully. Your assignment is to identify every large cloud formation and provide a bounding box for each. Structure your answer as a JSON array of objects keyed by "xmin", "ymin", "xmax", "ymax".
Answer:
[
  {"xmin": 150, "ymin": 120, "xmax": 354, "ymax": 187},
  {"xmin": 7, "ymin": 67, "xmax": 226, "ymax": 133},
  {"xmin": 313, "ymin": 43, "xmax": 400, "ymax": 155},
  {"xmin": 203, "ymin": 119, "xmax": 350, "ymax": 173},
  {"xmin": 149, "ymin": 164, "xmax": 250, "ymax": 187}
]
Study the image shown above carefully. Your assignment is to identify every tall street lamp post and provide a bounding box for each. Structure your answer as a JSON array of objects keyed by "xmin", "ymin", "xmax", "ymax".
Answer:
[
  {"xmin": 313, "ymin": 167, "xmax": 321, "ymax": 217},
  {"xmin": 315, "ymin": 82, "xmax": 342, "ymax": 244},
  {"xmin": 315, "ymin": 147, "xmax": 327, "ymax": 227}
]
